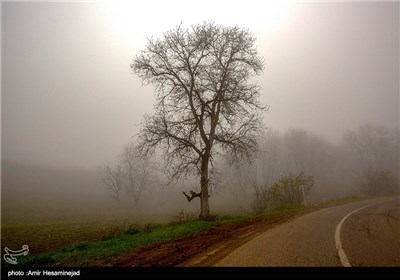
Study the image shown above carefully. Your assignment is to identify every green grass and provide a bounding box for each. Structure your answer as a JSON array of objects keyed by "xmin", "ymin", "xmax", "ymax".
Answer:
[
  {"xmin": 4, "ymin": 195, "xmax": 371, "ymax": 267},
  {"xmin": 263, "ymin": 195, "xmax": 369, "ymax": 214},
  {"xmin": 315, "ymin": 195, "xmax": 369, "ymax": 207},
  {"xmin": 264, "ymin": 195, "xmax": 369, "ymax": 214}
]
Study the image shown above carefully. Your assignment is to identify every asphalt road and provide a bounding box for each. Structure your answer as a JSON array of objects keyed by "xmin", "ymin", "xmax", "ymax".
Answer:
[
  {"xmin": 216, "ymin": 197, "xmax": 400, "ymax": 266},
  {"xmin": 340, "ymin": 198, "xmax": 400, "ymax": 266}
]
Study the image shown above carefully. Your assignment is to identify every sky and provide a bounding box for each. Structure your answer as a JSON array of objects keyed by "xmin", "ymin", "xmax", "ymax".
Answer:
[{"xmin": 2, "ymin": 0, "xmax": 399, "ymax": 170}]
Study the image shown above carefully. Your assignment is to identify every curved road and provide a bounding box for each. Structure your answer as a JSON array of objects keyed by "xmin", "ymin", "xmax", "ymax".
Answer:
[{"xmin": 216, "ymin": 197, "xmax": 400, "ymax": 266}]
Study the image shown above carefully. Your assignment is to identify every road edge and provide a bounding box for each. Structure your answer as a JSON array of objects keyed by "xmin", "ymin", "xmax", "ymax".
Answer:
[{"xmin": 334, "ymin": 196, "xmax": 399, "ymax": 267}]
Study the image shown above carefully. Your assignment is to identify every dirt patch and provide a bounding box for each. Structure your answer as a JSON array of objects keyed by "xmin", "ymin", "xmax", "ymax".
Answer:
[{"xmin": 111, "ymin": 210, "xmax": 313, "ymax": 267}]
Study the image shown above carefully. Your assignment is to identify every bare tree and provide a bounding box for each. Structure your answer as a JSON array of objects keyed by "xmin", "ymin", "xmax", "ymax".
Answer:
[
  {"xmin": 358, "ymin": 168, "xmax": 397, "ymax": 196},
  {"xmin": 343, "ymin": 124, "xmax": 397, "ymax": 171},
  {"xmin": 132, "ymin": 22, "xmax": 266, "ymax": 219},
  {"xmin": 343, "ymin": 124, "xmax": 399, "ymax": 195},
  {"xmin": 120, "ymin": 143, "xmax": 152, "ymax": 207},
  {"xmin": 101, "ymin": 164, "xmax": 124, "ymax": 206}
]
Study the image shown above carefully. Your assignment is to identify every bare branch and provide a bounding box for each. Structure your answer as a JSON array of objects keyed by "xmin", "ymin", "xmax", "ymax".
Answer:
[
  {"xmin": 182, "ymin": 190, "xmax": 201, "ymax": 202},
  {"xmin": 182, "ymin": 190, "xmax": 211, "ymax": 202}
]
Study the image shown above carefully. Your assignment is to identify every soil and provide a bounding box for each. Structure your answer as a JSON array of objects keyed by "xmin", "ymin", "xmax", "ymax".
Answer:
[{"xmin": 110, "ymin": 210, "xmax": 313, "ymax": 267}]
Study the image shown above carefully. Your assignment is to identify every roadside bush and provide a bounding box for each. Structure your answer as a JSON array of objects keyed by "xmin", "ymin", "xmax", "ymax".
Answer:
[
  {"xmin": 251, "ymin": 172, "xmax": 314, "ymax": 214},
  {"xmin": 143, "ymin": 223, "xmax": 155, "ymax": 233},
  {"xmin": 124, "ymin": 223, "xmax": 156, "ymax": 235},
  {"xmin": 169, "ymin": 210, "xmax": 197, "ymax": 225},
  {"xmin": 125, "ymin": 225, "xmax": 142, "ymax": 235},
  {"xmin": 104, "ymin": 223, "xmax": 126, "ymax": 240},
  {"xmin": 268, "ymin": 172, "xmax": 314, "ymax": 208},
  {"xmin": 102, "ymin": 220, "xmax": 156, "ymax": 239}
]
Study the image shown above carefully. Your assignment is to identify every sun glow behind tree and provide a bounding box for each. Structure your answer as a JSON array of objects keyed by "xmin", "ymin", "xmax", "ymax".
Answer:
[{"xmin": 97, "ymin": 0, "xmax": 294, "ymax": 47}]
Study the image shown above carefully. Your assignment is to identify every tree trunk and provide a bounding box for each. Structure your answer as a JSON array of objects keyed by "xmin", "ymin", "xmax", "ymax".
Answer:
[{"xmin": 199, "ymin": 157, "xmax": 211, "ymax": 220}]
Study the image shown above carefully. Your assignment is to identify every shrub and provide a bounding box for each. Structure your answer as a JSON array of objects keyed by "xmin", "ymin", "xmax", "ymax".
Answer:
[
  {"xmin": 268, "ymin": 172, "xmax": 314, "ymax": 208},
  {"xmin": 125, "ymin": 225, "xmax": 142, "ymax": 235},
  {"xmin": 251, "ymin": 172, "xmax": 314, "ymax": 214},
  {"xmin": 169, "ymin": 210, "xmax": 197, "ymax": 225}
]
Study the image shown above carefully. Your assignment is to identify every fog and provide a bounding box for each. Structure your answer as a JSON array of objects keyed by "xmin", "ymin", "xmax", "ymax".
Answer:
[{"xmin": 1, "ymin": 1, "xmax": 399, "ymax": 223}]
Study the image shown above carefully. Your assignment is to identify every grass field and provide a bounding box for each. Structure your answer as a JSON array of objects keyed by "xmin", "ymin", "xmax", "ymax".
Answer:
[
  {"xmin": 1, "ymin": 195, "xmax": 369, "ymax": 267},
  {"xmin": 3, "ymin": 216, "xmax": 245, "ymax": 267}
]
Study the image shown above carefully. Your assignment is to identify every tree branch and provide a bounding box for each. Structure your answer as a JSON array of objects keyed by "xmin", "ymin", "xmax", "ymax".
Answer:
[
  {"xmin": 182, "ymin": 190, "xmax": 211, "ymax": 202},
  {"xmin": 182, "ymin": 190, "xmax": 201, "ymax": 202}
]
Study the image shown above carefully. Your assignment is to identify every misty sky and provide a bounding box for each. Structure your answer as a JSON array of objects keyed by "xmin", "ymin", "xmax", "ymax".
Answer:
[{"xmin": 2, "ymin": 1, "xmax": 399, "ymax": 170}]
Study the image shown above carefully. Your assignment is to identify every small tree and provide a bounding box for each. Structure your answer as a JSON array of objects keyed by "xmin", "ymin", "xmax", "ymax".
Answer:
[
  {"xmin": 132, "ymin": 22, "xmax": 266, "ymax": 220},
  {"xmin": 101, "ymin": 164, "xmax": 124, "ymax": 206}
]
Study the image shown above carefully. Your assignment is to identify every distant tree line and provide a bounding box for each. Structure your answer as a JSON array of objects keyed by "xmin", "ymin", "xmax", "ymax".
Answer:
[
  {"xmin": 220, "ymin": 124, "xmax": 399, "ymax": 213},
  {"xmin": 102, "ymin": 124, "xmax": 398, "ymax": 214}
]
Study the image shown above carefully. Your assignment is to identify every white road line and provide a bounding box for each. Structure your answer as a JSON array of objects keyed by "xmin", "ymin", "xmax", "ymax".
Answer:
[{"xmin": 335, "ymin": 197, "xmax": 399, "ymax": 267}]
